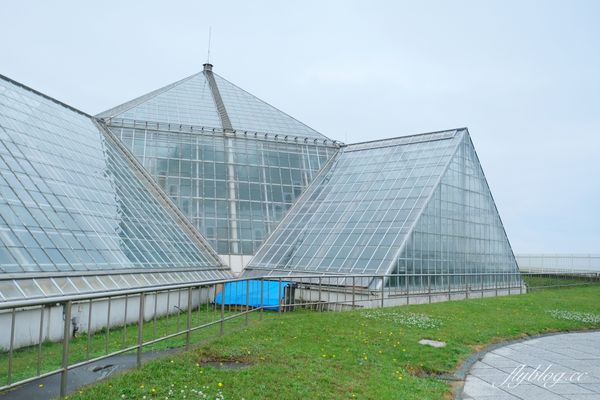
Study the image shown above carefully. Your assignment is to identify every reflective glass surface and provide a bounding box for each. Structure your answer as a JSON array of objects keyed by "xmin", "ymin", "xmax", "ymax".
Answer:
[
  {"xmin": 214, "ymin": 74, "xmax": 327, "ymax": 140},
  {"xmin": 109, "ymin": 123, "xmax": 338, "ymax": 255},
  {"xmin": 99, "ymin": 71, "xmax": 330, "ymax": 141},
  {"xmin": 100, "ymin": 73, "xmax": 222, "ymax": 128},
  {"xmin": 391, "ymin": 133, "xmax": 518, "ymax": 285},
  {"xmin": 0, "ymin": 270, "xmax": 230, "ymax": 302},
  {"xmin": 247, "ymin": 130, "xmax": 466, "ymax": 274},
  {"xmin": 0, "ymin": 76, "xmax": 227, "ymax": 275}
]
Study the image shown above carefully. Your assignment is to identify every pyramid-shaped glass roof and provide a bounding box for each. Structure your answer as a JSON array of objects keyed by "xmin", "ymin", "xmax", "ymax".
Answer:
[
  {"xmin": 212, "ymin": 74, "xmax": 325, "ymax": 139},
  {"xmin": 98, "ymin": 73, "xmax": 222, "ymax": 128},
  {"xmin": 0, "ymin": 75, "xmax": 228, "ymax": 276},
  {"xmin": 246, "ymin": 129, "xmax": 518, "ymax": 279},
  {"xmin": 98, "ymin": 67, "xmax": 329, "ymax": 141}
]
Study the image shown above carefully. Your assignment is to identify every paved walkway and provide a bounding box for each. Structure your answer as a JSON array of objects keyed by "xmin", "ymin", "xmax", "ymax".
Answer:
[
  {"xmin": 462, "ymin": 331, "xmax": 600, "ymax": 399},
  {"xmin": 0, "ymin": 348, "xmax": 177, "ymax": 400}
]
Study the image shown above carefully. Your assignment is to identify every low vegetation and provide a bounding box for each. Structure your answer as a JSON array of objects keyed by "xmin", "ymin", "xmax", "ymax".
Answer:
[{"xmin": 61, "ymin": 284, "xmax": 600, "ymax": 400}]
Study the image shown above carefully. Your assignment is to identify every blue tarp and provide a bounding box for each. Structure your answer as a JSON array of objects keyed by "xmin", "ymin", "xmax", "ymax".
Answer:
[{"xmin": 214, "ymin": 280, "xmax": 294, "ymax": 310}]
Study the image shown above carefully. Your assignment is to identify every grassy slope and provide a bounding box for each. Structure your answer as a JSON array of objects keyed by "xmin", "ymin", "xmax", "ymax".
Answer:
[
  {"xmin": 0, "ymin": 307, "xmax": 251, "ymax": 384},
  {"xmin": 50, "ymin": 286, "xmax": 600, "ymax": 399}
]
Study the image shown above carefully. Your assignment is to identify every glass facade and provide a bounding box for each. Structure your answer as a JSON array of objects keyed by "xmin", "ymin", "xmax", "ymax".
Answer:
[
  {"xmin": 0, "ymin": 64, "xmax": 519, "ymax": 298},
  {"xmin": 213, "ymin": 74, "xmax": 325, "ymax": 139},
  {"xmin": 0, "ymin": 75, "xmax": 227, "ymax": 277},
  {"xmin": 99, "ymin": 73, "xmax": 222, "ymax": 128},
  {"xmin": 99, "ymin": 67, "xmax": 339, "ymax": 256},
  {"xmin": 246, "ymin": 129, "xmax": 519, "ymax": 284},
  {"xmin": 108, "ymin": 122, "xmax": 337, "ymax": 255},
  {"xmin": 391, "ymin": 133, "xmax": 518, "ymax": 287}
]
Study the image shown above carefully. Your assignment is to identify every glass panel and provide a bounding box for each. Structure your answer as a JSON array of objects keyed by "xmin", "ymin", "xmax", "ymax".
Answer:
[
  {"xmin": 390, "ymin": 133, "xmax": 519, "ymax": 289},
  {"xmin": 35, "ymin": 278, "xmax": 61, "ymax": 296},
  {"xmin": 0, "ymin": 76, "xmax": 226, "ymax": 279},
  {"xmin": 100, "ymin": 73, "xmax": 222, "ymax": 129},
  {"xmin": 0, "ymin": 280, "xmax": 24, "ymax": 300},
  {"xmin": 14, "ymin": 279, "xmax": 43, "ymax": 298},
  {"xmin": 247, "ymin": 130, "xmax": 467, "ymax": 275}
]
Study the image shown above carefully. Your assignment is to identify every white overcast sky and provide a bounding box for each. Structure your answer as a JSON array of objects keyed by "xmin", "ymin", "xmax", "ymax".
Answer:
[{"xmin": 2, "ymin": 0, "xmax": 599, "ymax": 254}]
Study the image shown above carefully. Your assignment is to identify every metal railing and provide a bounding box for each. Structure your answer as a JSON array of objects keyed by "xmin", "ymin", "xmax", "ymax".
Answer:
[
  {"xmin": 0, "ymin": 271, "xmax": 597, "ymax": 398},
  {"xmin": 516, "ymin": 254, "xmax": 600, "ymax": 273}
]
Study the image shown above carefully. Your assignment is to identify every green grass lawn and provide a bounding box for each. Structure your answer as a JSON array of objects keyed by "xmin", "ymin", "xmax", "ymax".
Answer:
[
  {"xmin": 59, "ymin": 285, "xmax": 600, "ymax": 400},
  {"xmin": 0, "ymin": 305, "xmax": 257, "ymax": 385},
  {"xmin": 523, "ymin": 273, "xmax": 599, "ymax": 289}
]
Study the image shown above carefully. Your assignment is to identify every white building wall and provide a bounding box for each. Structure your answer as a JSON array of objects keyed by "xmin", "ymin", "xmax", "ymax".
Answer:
[{"xmin": 0, "ymin": 287, "xmax": 214, "ymax": 351}]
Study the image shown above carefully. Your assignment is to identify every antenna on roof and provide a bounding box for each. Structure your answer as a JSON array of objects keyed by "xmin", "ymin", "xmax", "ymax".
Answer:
[{"xmin": 206, "ymin": 26, "xmax": 212, "ymax": 64}]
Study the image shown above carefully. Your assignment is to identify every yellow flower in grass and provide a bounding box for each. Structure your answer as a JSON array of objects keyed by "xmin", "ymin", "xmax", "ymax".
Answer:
[{"xmin": 217, "ymin": 382, "xmax": 224, "ymax": 388}]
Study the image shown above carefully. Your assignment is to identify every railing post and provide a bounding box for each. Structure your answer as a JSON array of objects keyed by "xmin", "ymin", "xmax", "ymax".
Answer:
[
  {"xmin": 352, "ymin": 276, "xmax": 356, "ymax": 309},
  {"xmin": 278, "ymin": 278, "xmax": 282, "ymax": 314},
  {"xmin": 260, "ymin": 279, "xmax": 264, "ymax": 321},
  {"xmin": 153, "ymin": 291, "xmax": 158, "ymax": 339},
  {"xmin": 245, "ymin": 279, "xmax": 250, "ymax": 325},
  {"xmin": 519, "ymin": 273, "xmax": 523, "ymax": 294},
  {"xmin": 60, "ymin": 300, "xmax": 72, "ymax": 398},
  {"xmin": 86, "ymin": 299, "xmax": 92, "ymax": 360},
  {"xmin": 318, "ymin": 276, "xmax": 322, "ymax": 311},
  {"xmin": 406, "ymin": 273, "xmax": 410, "ymax": 305},
  {"xmin": 380, "ymin": 276, "xmax": 385, "ymax": 308},
  {"xmin": 186, "ymin": 287, "xmax": 192, "ymax": 350},
  {"xmin": 481, "ymin": 273, "xmax": 484, "ymax": 298},
  {"xmin": 220, "ymin": 283, "xmax": 226, "ymax": 335},
  {"xmin": 428, "ymin": 273, "xmax": 432, "ymax": 304},
  {"xmin": 105, "ymin": 297, "xmax": 111, "ymax": 354},
  {"xmin": 495, "ymin": 273, "xmax": 498, "ymax": 296},
  {"xmin": 122, "ymin": 294, "xmax": 128, "ymax": 347},
  {"xmin": 8, "ymin": 307, "xmax": 16, "ymax": 386},
  {"xmin": 38, "ymin": 305, "xmax": 45, "ymax": 376},
  {"xmin": 137, "ymin": 293, "xmax": 145, "ymax": 368}
]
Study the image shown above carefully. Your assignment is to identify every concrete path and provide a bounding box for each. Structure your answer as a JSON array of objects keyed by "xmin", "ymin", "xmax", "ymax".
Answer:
[{"xmin": 462, "ymin": 331, "xmax": 600, "ymax": 399}]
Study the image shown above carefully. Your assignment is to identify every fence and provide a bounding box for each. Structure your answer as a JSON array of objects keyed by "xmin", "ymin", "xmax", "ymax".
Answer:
[
  {"xmin": 516, "ymin": 254, "xmax": 600, "ymax": 273},
  {"xmin": 0, "ymin": 271, "xmax": 598, "ymax": 398}
]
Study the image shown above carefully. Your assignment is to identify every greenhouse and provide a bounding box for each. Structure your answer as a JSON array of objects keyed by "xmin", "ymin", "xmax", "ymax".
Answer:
[{"xmin": 0, "ymin": 64, "xmax": 519, "ymax": 299}]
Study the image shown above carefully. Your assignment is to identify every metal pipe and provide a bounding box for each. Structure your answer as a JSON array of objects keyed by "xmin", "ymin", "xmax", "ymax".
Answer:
[
  {"xmin": 245, "ymin": 280, "xmax": 250, "ymax": 325},
  {"xmin": 428, "ymin": 273, "xmax": 432, "ymax": 304},
  {"xmin": 153, "ymin": 291, "xmax": 158, "ymax": 339},
  {"xmin": 7, "ymin": 308, "xmax": 16, "ymax": 385},
  {"xmin": 137, "ymin": 293, "xmax": 145, "ymax": 368},
  {"xmin": 86, "ymin": 299, "xmax": 92, "ymax": 360},
  {"xmin": 220, "ymin": 284, "xmax": 225, "ymax": 335},
  {"xmin": 122, "ymin": 294, "xmax": 128, "ymax": 346},
  {"xmin": 37, "ymin": 305, "xmax": 45, "ymax": 376},
  {"xmin": 352, "ymin": 276, "xmax": 356, "ymax": 309},
  {"xmin": 60, "ymin": 300, "xmax": 72, "ymax": 398},
  {"xmin": 186, "ymin": 287, "xmax": 193, "ymax": 350},
  {"xmin": 279, "ymin": 278, "xmax": 284, "ymax": 314},
  {"xmin": 318, "ymin": 276, "xmax": 322, "ymax": 311},
  {"xmin": 105, "ymin": 297, "xmax": 111, "ymax": 354},
  {"xmin": 380, "ymin": 276, "xmax": 384, "ymax": 308},
  {"xmin": 260, "ymin": 279, "xmax": 264, "ymax": 321}
]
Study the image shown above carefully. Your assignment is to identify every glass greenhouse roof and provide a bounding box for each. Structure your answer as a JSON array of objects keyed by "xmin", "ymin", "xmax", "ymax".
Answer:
[
  {"xmin": 108, "ymin": 124, "xmax": 338, "ymax": 256},
  {"xmin": 0, "ymin": 74, "xmax": 229, "ymax": 277},
  {"xmin": 246, "ymin": 128, "xmax": 518, "ymax": 279},
  {"xmin": 98, "ymin": 73, "xmax": 222, "ymax": 128},
  {"xmin": 98, "ymin": 68, "xmax": 330, "ymax": 141},
  {"xmin": 212, "ymin": 74, "xmax": 325, "ymax": 139}
]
